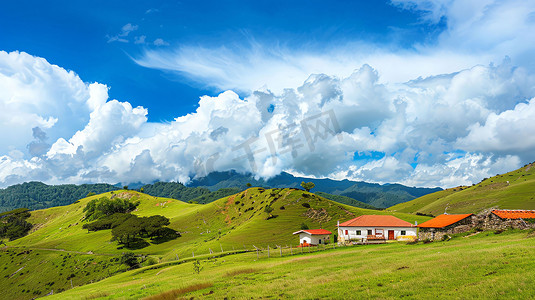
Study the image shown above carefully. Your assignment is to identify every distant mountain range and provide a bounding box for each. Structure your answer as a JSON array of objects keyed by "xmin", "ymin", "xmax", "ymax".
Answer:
[
  {"xmin": 186, "ymin": 171, "xmax": 442, "ymax": 208},
  {"xmin": 0, "ymin": 171, "xmax": 441, "ymax": 212}
]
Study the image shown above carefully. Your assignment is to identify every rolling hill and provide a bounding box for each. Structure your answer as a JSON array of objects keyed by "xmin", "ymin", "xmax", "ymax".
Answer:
[
  {"xmin": 388, "ymin": 162, "xmax": 535, "ymax": 215},
  {"xmin": 2, "ymin": 188, "xmax": 430, "ymax": 299},
  {"xmin": 0, "ymin": 171, "xmax": 440, "ymax": 213}
]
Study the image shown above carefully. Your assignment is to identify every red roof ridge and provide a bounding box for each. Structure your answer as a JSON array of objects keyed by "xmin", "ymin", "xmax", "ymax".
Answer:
[
  {"xmin": 293, "ymin": 229, "xmax": 332, "ymax": 235},
  {"xmin": 418, "ymin": 213, "xmax": 473, "ymax": 228},
  {"xmin": 492, "ymin": 210, "xmax": 535, "ymax": 219},
  {"xmin": 338, "ymin": 215, "xmax": 414, "ymax": 227}
]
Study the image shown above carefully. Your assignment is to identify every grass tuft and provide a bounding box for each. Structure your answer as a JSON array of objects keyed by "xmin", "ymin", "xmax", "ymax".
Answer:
[
  {"xmin": 143, "ymin": 282, "xmax": 213, "ymax": 300},
  {"xmin": 224, "ymin": 268, "xmax": 258, "ymax": 277},
  {"xmin": 83, "ymin": 292, "xmax": 110, "ymax": 299}
]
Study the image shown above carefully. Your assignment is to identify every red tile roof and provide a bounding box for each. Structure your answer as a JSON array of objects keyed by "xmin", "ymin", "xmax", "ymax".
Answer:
[
  {"xmin": 338, "ymin": 215, "xmax": 414, "ymax": 227},
  {"xmin": 293, "ymin": 229, "xmax": 332, "ymax": 235},
  {"xmin": 492, "ymin": 210, "xmax": 535, "ymax": 219},
  {"xmin": 417, "ymin": 214, "xmax": 473, "ymax": 228}
]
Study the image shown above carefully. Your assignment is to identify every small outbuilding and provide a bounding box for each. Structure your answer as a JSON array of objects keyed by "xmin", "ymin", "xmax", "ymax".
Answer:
[
  {"xmin": 337, "ymin": 215, "xmax": 417, "ymax": 244},
  {"xmin": 293, "ymin": 229, "xmax": 332, "ymax": 246},
  {"xmin": 417, "ymin": 213, "xmax": 474, "ymax": 240},
  {"xmin": 479, "ymin": 209, "xmax": 535, "ymax": 230}
]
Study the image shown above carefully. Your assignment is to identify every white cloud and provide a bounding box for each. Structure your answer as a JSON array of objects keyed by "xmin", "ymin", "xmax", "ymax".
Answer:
[
  {"xmin": 153, "ymin": 38, "xmax": 169, "ymax": 46},
  {"xmin": 134, "ymin": 0, "xmax": 535, "ymax": 93},
  {"xmin": 134, "ymin": 35, "xmax": 146, "ymax": 44},
  {"xmin": 2, "ymin": 1, "xmax": 535, "ymax": 188},
  {"xmin": 107, "ymin": 23, "xmax": 139, "ymax": 43},
  {"xmin": 2, "ymin": 50, "xmax": 535, "ymax": 188}
]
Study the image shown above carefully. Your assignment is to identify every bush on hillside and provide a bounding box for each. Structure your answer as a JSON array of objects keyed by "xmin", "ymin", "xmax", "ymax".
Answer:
[{"xmin": 302, "ymin": 203, "xmax": 310, "ymax": 208}]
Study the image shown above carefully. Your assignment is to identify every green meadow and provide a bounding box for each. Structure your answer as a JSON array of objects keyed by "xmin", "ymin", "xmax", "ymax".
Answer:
[
  {"xmin": 2, "ymin": 187, "xmax": 430, "ymax": 299},
  {"xmin": 46, "ymin": 229, "xmax": 535, "ymax": 299},
  {"xmin": 3, "ymin": 183, "xmax": 535, "ymax": 299}
]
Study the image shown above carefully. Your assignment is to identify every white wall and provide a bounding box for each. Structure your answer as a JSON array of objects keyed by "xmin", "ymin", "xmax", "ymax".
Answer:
[
  {"xmin": 299, "ymin": 233, "xmax": 330, "ymax": 245},
  {"xmin": 338, "ymin": 226, "xmax": 417, "ymax": 242}
]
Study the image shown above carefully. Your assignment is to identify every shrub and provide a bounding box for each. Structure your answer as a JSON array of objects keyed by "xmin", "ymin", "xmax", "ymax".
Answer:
[
  {"xmin": 120, "ymin": 252, "xmax": 139, "ymax": 269},
  {"xmin": 494, "ymin": 229, "xmax": 504, "ymax": 234},
  {"xmin": 300, "ymin": 223, "xmax": 309, "ymax": 230},
  {"xmin": 279, "ymin": 206, "xmax": 285, "ymax": 210},
  {"xmin": 302, "ymin": 203, "xmax": 310, "ymax": 208}
]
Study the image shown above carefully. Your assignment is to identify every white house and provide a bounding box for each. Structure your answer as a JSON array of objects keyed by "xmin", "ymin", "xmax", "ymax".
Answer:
[
  {"xmin": 293, "ymin": 229, "xmax": 332, "ymax": 246},
  {"xmin": 337, "ymin": 215, "xmax": 417, "ymax": 243}
]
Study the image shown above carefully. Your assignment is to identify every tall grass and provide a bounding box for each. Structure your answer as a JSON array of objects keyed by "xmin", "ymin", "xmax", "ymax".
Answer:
[{"xmin": 142, "ymin": 283, "xmax": 213, "ymax": 300}]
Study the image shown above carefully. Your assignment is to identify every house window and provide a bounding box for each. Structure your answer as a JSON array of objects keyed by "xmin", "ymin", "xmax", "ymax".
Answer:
[
  {"xmin": 367, "ymin": 229, "xmax": 372, "ymax": 235},
  {"xmin": 345, "ymin": 230, "xmax": 348, "ymax": 235},
  {"xmin": 401, "ymin": 230, "xmax": 406, "ymax": 235},
  {"xmin": 356, "ymin": 230, "xmax": 361, "ymax": 235}
]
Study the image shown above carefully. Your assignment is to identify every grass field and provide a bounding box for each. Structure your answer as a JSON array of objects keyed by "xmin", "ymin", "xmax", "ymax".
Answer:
[
  {"xmin": 2, "ymin": 188, "xmax": 431, "ymax": 299},
  {"xmin": 389, "ymin": 162, "xmax": 535, "ymax": 215},
  {"xmin": 45, "ymin": 229, "xmax": 535, "ymax": 299}
]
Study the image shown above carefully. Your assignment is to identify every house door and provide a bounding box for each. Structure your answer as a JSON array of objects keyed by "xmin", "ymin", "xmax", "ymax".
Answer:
[{"xmin": 388, "ymin": 230, "xmax": 394, "ymax": 240}]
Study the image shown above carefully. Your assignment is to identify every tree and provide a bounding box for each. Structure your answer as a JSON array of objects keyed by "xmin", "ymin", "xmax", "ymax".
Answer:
[
  {"xmin": 83, "ymin": 197, "xmax": 139, "ymax": 220},
  {"xmin": 246, "ymin": 183, "xmax": 252, "ymax": 187},
  {"xmin": 300, "ymin": 181, "xmax": 315, "ymax": 192},
  {"xmin": 139, "ymin": 187, "xmax": 144, "ymax": 193},
  {"xmin": 86, "ymin": 192, "xmax": 96, "ymax": 197},
  {"xmin": 123, "ymin": 185, "xmax": 129, "ymax": 190},
  {"xmin": 300, "ymin": 223, "xmax": 309, "ymax": 230}
]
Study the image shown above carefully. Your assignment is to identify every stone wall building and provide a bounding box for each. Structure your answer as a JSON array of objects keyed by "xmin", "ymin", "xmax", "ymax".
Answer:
[
  {"xmin": 474, "ymin": 209, "xmax": 535, "ymax": 230},
  {"xmin": 417, "ymin": 214, "xmax": 474, "ymax": 241}
]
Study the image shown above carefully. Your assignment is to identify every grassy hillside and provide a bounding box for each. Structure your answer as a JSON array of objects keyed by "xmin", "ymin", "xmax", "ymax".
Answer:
[
  {"xmin": 2, "ymin": 188, "xmax": 430, "ymax": 299},
  {"xmin": 8, "ymin": 188, "xmax": 428, "ymax": 256},
  {"xmin": 389, "ymin": 162, "xmax": 535, "ymax": 215},
  {"xmin": 47, "ymin": 230, "xmax": 535, "ymax": 299}
]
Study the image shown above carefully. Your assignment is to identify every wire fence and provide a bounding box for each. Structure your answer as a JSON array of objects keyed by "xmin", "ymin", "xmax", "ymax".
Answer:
[{"xmin": 174, "ymin": 242, "xmax": 344, "ymax": 263}]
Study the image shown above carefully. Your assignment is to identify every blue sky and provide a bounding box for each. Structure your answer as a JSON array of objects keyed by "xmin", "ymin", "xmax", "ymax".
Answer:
[
  {"xmin": 0, "ymin": 0, "xmax": 441, "ymax": 121},
  {"xmin": 1, "ymin": 0, "xmax": 535, "ymax": 188}
]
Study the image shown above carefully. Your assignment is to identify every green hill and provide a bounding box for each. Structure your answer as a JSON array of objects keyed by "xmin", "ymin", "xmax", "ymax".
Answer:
[
  {"xmin": 2, "ymin": 188, "xmax": 429, "ymax": 299},
  {"xmin": 388, "ymin": 162, "xmax": 535, "ymax": 215}
]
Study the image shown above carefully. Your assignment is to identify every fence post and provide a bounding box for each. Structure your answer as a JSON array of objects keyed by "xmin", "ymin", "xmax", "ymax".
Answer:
[
  {"xmin": 290, "ymin": 245, "xmax": 293, "ymax": 255},
  {"xmin": 268, "ymin": 245, "xmax": 270, "ymax": 258},
  {"xmin": 220, "ymin": 244, "xmax": 223, "ymax": 253},
  {"xmin": 279, "ymin": 246, "xmax": 282, "ymax": 257}
]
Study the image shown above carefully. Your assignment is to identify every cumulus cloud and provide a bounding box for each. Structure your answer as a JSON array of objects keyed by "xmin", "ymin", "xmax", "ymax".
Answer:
[
  {"xmin": 2, "ymin": 1, "xmax": 535, "ymax": 188},
  {"xmin": 2, "ymin": 49, "xmax": 535, "ymax": 188}
]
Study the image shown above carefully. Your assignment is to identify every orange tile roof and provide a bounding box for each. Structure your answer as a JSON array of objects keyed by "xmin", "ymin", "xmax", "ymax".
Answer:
[
  {"xmin": 417, "ymin": 214, "xmax": 473, "ymax": 228},
  {"xmin": 492, "ymin": 210, "xmax": 535, "ymax": 219},
  {"xmin": 338, "ymin": 215, "xmax": 414, "ymax": 227},
  {"xmin": 293, "ymin": 229, "xmax": 332, "ymax": 235}
]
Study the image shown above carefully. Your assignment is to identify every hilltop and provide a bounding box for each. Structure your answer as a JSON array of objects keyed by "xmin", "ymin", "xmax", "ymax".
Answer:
[
  {"xmin": 187, "ymin": 171, "xmax": 442, "ymax": 208},
  {"xmin": 388, "ymin": 162, "xmax": 535, "ymax": 215}
]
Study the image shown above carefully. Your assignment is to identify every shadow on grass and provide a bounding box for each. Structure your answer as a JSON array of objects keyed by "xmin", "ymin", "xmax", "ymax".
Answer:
[{"xmin": 117, "ymin": 238, "xmax": 150, "ymax": 250}]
